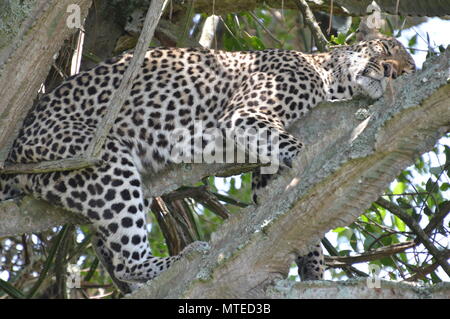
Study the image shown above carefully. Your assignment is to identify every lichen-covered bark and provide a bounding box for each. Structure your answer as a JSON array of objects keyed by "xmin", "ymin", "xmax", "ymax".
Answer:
[
  {"xmin": 0, "ymin": 196, "xmax": 87, "ymax": 237},
  {"xmin": 267, "ymin": 279, "xmax": 450, "ymax": 299},
  {"xmin": 0, "ymin": 0, "xmax": 93, "ymax": 167},
  {"xmin": 0, "ymin": 0, "xmax": 35, "ymax": 54}
]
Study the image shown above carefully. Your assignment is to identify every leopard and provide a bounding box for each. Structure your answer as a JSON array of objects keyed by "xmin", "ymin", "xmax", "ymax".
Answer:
[{"xmin": 0, "ymin": 36, "xmax": 415, "ymax": 292}]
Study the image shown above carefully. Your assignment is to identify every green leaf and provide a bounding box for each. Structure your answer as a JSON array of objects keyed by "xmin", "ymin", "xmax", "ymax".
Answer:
[
  {"xmin": 430, "ymin": 165, "xmax": 444, "ymax": 177},
  {"xmin": 363, "ymin": 236, "xmax": 376, "ymax": 250},
  {"xmin": 338, "ymin": 249, "xmax": 351, "ymax": 257},
  {"xmin": 423, "ymin": 205, "xmax": 433, "ymax": 216},
  {"xmin": 393, "ymin": 215, "xmax": 406, "ymax": 232},
  {"xmin": 425, "ymin": 178, "xmax": 436, "ymax": 193},
  {"xmin": 444, "ymin": 145, "xmax": 450, "ymax": 167},
  {"xmin": 330, "ymin": 33, "xmax": 347, "ymax": 45},
  {"xmin": 396, "ymin": 197, "xmax": 413, "ymax": 210},
  {"xmin": 392, "ymin": 181, "xmax": 406, "ymax": 195},
  {"xmin": 350, "ymin": 233, "xmax": 358, "ymax": 251},
  {"xmin": 408, "ymin": 34, "xmax": 418, "ymax": 54}
]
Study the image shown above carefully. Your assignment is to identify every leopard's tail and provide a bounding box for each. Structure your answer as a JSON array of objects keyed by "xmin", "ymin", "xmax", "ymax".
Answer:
[{"xmin": 0, "ymin": 174, "xmax": 23, "ymax": 201}]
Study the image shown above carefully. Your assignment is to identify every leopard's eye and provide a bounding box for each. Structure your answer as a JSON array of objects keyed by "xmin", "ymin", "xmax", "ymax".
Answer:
[{"xmin": 382, "ymin": 63, "xmax": 392, "ymax": 77}]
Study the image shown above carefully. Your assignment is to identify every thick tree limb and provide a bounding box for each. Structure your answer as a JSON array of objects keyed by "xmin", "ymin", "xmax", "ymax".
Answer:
[
  {"xmin": 0, "ymin": 163, "xmax": 259, "ymax": 237},
  {"xmin": 266, "ymin": 278, "xmax": 450, "ymax": 298},
  {"xmin": 127, "ymin": 49, "xmax": 450, "ymax": 298},
  {"xmin": 0, "ymin": 0, "xmax": 93, "ymax": 168},
  {"xmin": 0, "ymin": 157, "xmax": 101, "ymax": 175},
  {"xmin": 0, "ymin": 196, "xmax": 88, "ymax": 237}
]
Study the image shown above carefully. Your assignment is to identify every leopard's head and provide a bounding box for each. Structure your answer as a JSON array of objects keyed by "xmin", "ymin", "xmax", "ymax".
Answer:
[{"xmin": 351, "ymin": 38, "xmax": 416, "ymax": 99}]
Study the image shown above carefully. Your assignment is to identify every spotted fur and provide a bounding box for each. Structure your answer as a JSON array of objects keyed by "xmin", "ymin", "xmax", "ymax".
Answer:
[{"xmin": 0, "ymin": 38, "xmax": 414, "ymax": 291}]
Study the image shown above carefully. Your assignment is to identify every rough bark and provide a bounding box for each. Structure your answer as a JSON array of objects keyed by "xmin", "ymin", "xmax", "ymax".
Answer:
[
  {"xmin": 0, "ymin": 0, "xmax": 93, "ymax": 168},
  {"xmin": 266, "ymin": 279, "xmax": 450, "ymax": 299}
]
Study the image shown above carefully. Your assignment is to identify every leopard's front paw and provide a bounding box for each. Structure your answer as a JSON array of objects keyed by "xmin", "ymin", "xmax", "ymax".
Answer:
[{"xmin": 278, "ymin": 146, "xmax": 301, "ymax": 169}]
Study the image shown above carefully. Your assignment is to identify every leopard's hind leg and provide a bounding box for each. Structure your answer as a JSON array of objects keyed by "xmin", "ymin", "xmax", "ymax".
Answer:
[{"xmin": 15, "ymin": 140, "xmax": 180, "ymax": 289}]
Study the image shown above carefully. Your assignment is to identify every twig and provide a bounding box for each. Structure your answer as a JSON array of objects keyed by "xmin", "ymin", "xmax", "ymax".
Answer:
[
  {"xmin": 0, "ymin": 157, "xmax": 101, "ymax": 174},
  {"xmin": 322, "ymin": 237, "xmax": 367, "ymax": 277},
  {"xmin": 212, "ymin": 192, "xmax": 250, "ymax": 208},
  {"xmin": 295, "ymin": 0, "xmax": 329, "ymax": 52},
  {"xmin": 84, "ymin": 0, "xmax": 169, "ymax": 160},
  {"xmin": 327, "ymin": 0, "xmax": 333, "ymax": 35},
  {"xmin": 424, "ymin": 200, "xmax": 450, "ymax": 234},
  {"xmin": 0, "ymin": 278, "xmax": 26, "ymax": 299},
  {"xmin": 163, "ymin": 186, "xmax": 231, "ymax": 219},
  {"xmin": 404, "ymin": 250, "xmax": 450, "ymax": 282},
  {"xmin": 375, "ymin": 198, "xmax": 450, "ymax": 277},
  {"xmin": 383, "ymin": 192, "xmax": 429, "ymax": 196},
  {"xmin": 325, "ymin": 241, "xmax": 417, "ymax": 266}
]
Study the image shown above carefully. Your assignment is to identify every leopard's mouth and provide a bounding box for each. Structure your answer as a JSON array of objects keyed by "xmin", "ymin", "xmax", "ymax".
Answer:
[{"xmin": 355, "ymin": 74, "xmax": 387, "ymax": 99}]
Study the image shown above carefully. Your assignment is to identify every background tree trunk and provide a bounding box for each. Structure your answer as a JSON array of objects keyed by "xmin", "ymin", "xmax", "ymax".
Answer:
[{"xmin": 0, "ymin": 0, "xmax": 93, "ymax": 167}]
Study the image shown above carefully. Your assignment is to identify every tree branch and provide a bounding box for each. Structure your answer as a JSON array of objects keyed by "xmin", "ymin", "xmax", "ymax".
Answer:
[
  {"xmin": 375, "ymin": 198, "xmax": 450, "ymax": 277},
  {"xmin": 404, "ymin": 250, "xmax": 450, "ymax": 282},
  {"xmin": 0, "ymin": 163, "xmax": 259, "ymax": 237},
  {"xmin": 295, "ymin": 0, "xmax": 329, "ymax": 52},
  {"xmin": 266, "ymin": 278, "xmax": 450, "ymax": 298},
  {"xmin": 0, "ymin": 157, "xmax": 101, "ymax": 175},
  {"xmin": 424, "ymin": 200, "xmax": 450, "ymax": 234},
  {"xmin": 325, "ymin": 241, "xmax": 416, "ymax": 267}
]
